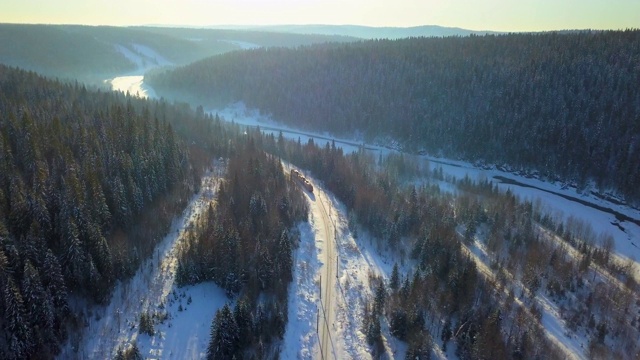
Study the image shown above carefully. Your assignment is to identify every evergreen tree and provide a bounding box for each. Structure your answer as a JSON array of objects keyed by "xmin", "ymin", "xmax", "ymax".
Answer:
[
  {"xmin": 42, "ymin": 250, "xmax": 68, "ymax": 313},
  {"xmin": 3, "ymin": 278, "xmax": 32, "ymax": 359},
  {"xmin": 207, "ymin": 304, "xmax": 239, "ymax": 360},
  {"xmin": 389, "ymin": 308, "xmax": 408, "ymax": 341},
  {"xmin": 21, "ymin": 260, "xmax": 56, "ymax": 350},
  {"xmin": 390, "ymin": 262, "xmax": 400, "ymax": 292},
  {"xmin": 374, "ymin": 280, "xmax": 387, "ymax": 316},
  {"xmin": 234, "ymin": 298, "xmax": 253, "ymax": 349},
  {"xmin": 277, "ymin": 229, "xmax": 293, "ymax": 283}
]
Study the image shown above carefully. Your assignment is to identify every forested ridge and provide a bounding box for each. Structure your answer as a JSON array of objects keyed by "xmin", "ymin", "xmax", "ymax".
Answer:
[
  {"xmin": 175, "ymin": 134, "xmax": 308, "ymax": 359},
  {"xmin": 0, "ymin": 65, "xmax": 224, "ymax": 358},
  {"xmin": 147, "ymin": 30, "xmax": 640, "ymax": 204}
]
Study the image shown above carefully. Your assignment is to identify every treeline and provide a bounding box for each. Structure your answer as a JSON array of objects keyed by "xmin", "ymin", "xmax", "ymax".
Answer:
[
  {"xmin": 0, "ymin": 65, "xmax": 223, "ymax": 358},
  {"xmin": 176, "ymin": 133, "xmax": 308, "ymax": 359},
  {"xmin": 147, "ymin": 30, "xmax": 640, "ymax": 204}
]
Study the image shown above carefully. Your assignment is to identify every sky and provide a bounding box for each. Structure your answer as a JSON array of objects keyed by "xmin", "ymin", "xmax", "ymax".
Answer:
[{"xmin": 1, "ymin": 0, "xmax": 638, "ymax": 32}]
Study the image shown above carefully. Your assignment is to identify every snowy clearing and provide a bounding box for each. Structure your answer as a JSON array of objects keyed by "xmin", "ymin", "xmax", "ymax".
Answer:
[{"xmin": 60, "ymin": 169, "xmax": 227, "ymax": 359}]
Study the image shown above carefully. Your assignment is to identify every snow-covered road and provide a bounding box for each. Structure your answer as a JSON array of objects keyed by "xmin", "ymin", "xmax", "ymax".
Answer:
[
  {"xmin": 280, "ymin": 166, "xmax": 339, "ymax": 360},
  {"xmin": 315, "ymin": 189, "xmax": 338, "ymax": 359}
]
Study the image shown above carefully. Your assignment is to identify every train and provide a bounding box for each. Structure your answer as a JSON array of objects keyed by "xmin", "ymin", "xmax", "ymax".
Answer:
[{"xmin": 291, "ymin": 169, "xmax": 314, "ymax": 193}]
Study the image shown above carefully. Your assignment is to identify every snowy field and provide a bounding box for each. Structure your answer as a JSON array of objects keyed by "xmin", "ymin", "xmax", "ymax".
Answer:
[{"xmin": 60, "ymin": 168, "xmax": 228, "ymax": 359}]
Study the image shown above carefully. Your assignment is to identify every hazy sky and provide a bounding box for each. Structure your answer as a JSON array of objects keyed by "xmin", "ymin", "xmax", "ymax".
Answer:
[{"xmin": 1, "ymin": 0, "xmax": 638, "ymax": 31}]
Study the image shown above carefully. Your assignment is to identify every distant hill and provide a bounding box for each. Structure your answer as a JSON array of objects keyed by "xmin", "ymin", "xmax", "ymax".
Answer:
[
  {"xmin": 137, "ymin": 26, "xmax": 357, "ymax": 47},
  {"xmin": 213, "ymin": 24, "xmax": 500, "ymax": 39},
  {"xmin": 0, "ymin": 24, "xmax": 357, "ymax": 84}
]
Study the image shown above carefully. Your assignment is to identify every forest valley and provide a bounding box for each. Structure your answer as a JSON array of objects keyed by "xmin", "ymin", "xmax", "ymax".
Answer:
[{"xmin": 1, "ymin": 28, "xmax": 639, "ymax": 359}]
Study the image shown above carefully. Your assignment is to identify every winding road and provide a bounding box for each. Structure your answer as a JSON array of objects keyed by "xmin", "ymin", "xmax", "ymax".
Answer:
[{"xmin": 290, "ymin": 167, "xmax": 339, "ymax": 360}]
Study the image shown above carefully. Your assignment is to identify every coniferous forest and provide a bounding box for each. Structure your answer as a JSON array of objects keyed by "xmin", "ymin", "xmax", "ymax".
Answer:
[
  {"xmin": 176, "ymin": 134, "xmax": 308, "ymax": 359},
  {"xmin": 1, "ymin": 21, "xmax": 639, "ymax": 360},
  {"xmin": 147, "ymin": 30, "xmax": 640, "ymax": 204},
  {"xmin": 0, "ymin": 64, "xmax": 224, "ymax": 358}
]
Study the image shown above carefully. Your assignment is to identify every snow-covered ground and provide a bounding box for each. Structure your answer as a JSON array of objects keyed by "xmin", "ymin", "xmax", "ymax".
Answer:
[
  {"xmin": 100, "ymin": 70, "xmax": 640, "ymax": 358},
  {"xmin": 281, "ymin": 165, "xmax": 340, "ymax": 359},
  {"xmin": 114, "ymin": 43, "xmax": 172, "ymax": 73},
  {"xmin": 60, "ymin": 168, "xmax": 228, "ymax": 359},
  {"xmin": 218, "ymin": 40, "xmax": 261, "ymax": 50},
  {"xmin": 461, "ymin": 228, "xmax": 586, "ymax": 360},
  {"xmin": 209, "ymin": 102, "xmax": 640, "ymax": 277},
  {"xmin": 281, "ymin": 221, "xmax": 321, "ymax": 360},
  {"xmin": 425, "ymin": 157, "xmax": 640, "ymax": 270},
  {"xmin": 282, "ymin": 158, "xmax": 608, "ymax": 359},
  {"xmin": 214, "ymin": 103, "xmax": 367, "ymax": 154},
  {"xmin": 108, "ymin": 75, "xmax": 158, "ymax": 99},
  {"xmin": 215, "ymin": 103, "xmax": 640, "ymax": 359}
]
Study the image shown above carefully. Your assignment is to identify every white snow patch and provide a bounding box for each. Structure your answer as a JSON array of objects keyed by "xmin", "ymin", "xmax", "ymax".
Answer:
[
  {"xmin": 212, "ymin": 102, "xmax": 364, "ymax": 154},
  {"xmin": 108, "ymin": 75, "xmax": 158, "ymax": 99},
  {"xmin": 281, "ymin": 222, "xmax": 321, "ymax": 360},
  {"xmin": 131, "ymin": 44, "xmax": 172, "ymax": 67},
  {"xmin": 114, "ymin": 43, "xmax": 172, "ymax": 73},
  {"xmin": 219, "ymin": 40, "xmax": 261, "ymax": 50},
  {"xmin": 115, "ymin": 44, "xmax": 147, "ymax": 70},
  {"xmin": 136, "ymin": 283, "xmax": 227, "ymax": 360}
]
